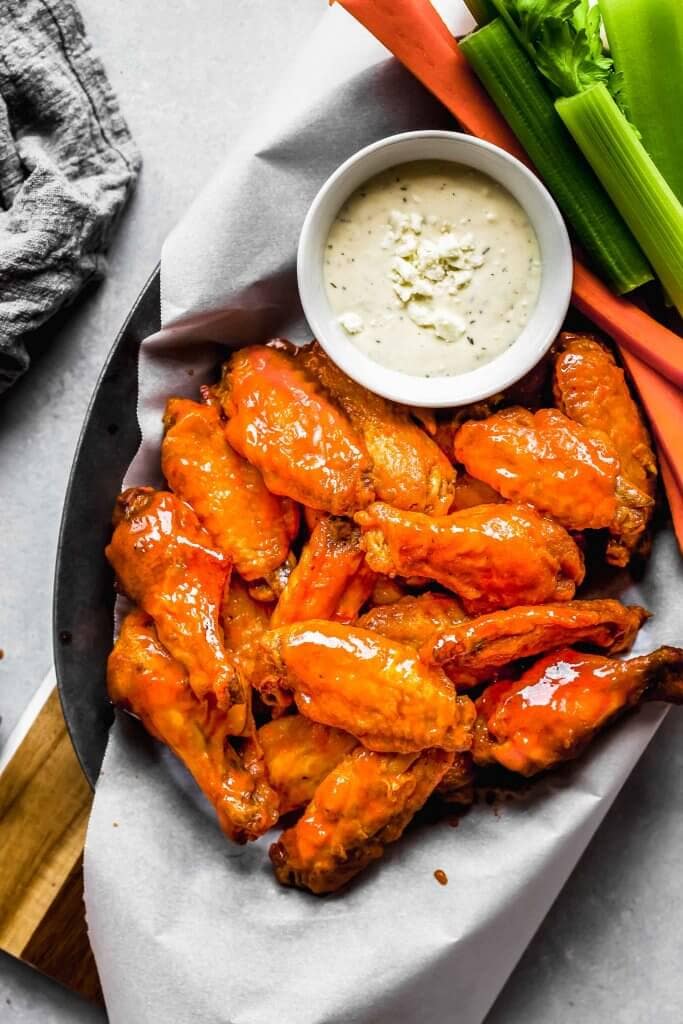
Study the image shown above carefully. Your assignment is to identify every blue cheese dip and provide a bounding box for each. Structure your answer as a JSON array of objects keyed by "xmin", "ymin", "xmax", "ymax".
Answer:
[{"xmin": 323, "ymin": 160, "xmax": 542, "ymax": 377}]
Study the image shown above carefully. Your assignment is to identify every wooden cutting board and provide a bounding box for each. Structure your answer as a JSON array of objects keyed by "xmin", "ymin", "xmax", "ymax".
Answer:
[{"xmin": 0, "ymin": 686, "xmax": 103, "ymax": 1004}]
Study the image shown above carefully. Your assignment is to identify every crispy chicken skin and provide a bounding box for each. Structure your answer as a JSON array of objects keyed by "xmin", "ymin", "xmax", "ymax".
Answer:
[
  {"xmin": 256, "ymin": 621, "xmax": 476, "ymax": 753},
  {"xmin": 222, "ymin": 575, "xmax": 273, "ymax": 649},
  {"xmin": 221, "ymin": 575, "xmax": 272, "ymax": 682},
  {"xmin": 333, "ymin": 561, "xmax": 377, "ymax": 622},
  {"xmin": 107, "ymin": 610, "xmax": 279, "ymax": 842},
  {"xmin": 430, "ymin": 358, "xmax": 550, "ymax": 461},
  {"xmin": 427, "ymin": 599, "xmax": 649, "ymax": 687},
  {"xmin": 214, "ymin": 345, "xmax": 374, "ymax": 514},
  {"xmin": 435, "ymin": 752, "xmax": 475, "ymax": 805},
  {"xmin": 473, "ymin": 646, "xmax": 683, "ymax": 776},
  {"xmin": 432, "ymin": 401, "xmax": 501, "ymax": 459},
  {"xmin": 358, "ymin": 592, "xmax": 467, "ymax": 651},
  {"xmin": 161, "ymin": 397, "xmax": 298, "ymax": 581},
  {"xmin": 249, "ymin": 715, "xmax": 356, "ymax": 814},
  {"xmin": 106, "ymin": 488, "xmax": 247, "ymax": 730},
  {"xmin": 303, "ymin": 506, "xmax": 328, "ymax": 535},
  {"xmin": 269, "ymin": 746, "xmax": 452, "ymax": 893},
  {"xmin": 297, "ymin": 341, "xmax": 455, "ymax": 515},
  {"xmin": 355, "ymin": 501, "xmax": 584, "ymax": 614},
  {"xmin": 271, "ymin": 516, "xmax": 364, "ymax": 627},
  {"xmin": 454, "ymin": 407, "xmax": 644, "ymax": 533},
  {"xmin": 553, "ymin": 333, "xmax": 657, "ymax": 564},
  {"xmin": 247, "ymin": 554, "xmax": 297, "ymax": 604}
]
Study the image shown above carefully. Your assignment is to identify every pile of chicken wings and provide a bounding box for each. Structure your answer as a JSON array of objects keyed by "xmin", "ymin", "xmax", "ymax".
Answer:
[{"xmin": 106, "ymin": 333, "xmax": 683, "ymax": 894}]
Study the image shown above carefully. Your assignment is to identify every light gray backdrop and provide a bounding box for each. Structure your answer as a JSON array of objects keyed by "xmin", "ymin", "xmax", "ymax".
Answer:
[{"xmin": 0, "ymin": 1, "xmax": 680, "ymax": 1021}]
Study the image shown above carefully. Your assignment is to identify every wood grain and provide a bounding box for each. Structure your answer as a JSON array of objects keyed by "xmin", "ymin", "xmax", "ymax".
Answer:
[
  {"xmin": 22, "ymin": 854, "xmax": 103, "ymax": 1003},
  {"xmin": 0, "ymin": 686, "xmax": 102, "ymax": 1003}
]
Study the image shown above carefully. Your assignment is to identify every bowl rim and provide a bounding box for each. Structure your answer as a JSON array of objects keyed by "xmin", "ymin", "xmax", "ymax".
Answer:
[{"xmin": 297, "ymin": 129, "xmax": 573, "ymax": 408}]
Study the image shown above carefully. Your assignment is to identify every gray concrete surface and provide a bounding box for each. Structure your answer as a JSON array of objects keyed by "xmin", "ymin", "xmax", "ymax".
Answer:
[{"xmin": 0, "ymin": 1, "xmax": 681, "ymax": 1021}]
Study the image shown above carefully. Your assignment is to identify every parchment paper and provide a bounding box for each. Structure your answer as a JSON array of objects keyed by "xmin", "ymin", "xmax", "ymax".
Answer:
[{"xmin": 84, "ymin": 4, "xmax": 682, "ymax": 1022}]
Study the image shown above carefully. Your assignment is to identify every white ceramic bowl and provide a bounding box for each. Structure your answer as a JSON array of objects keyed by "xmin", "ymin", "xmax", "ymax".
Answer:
[{"xmin": 297, "ymin": 130, "xmax": 572, "ymax": 408}]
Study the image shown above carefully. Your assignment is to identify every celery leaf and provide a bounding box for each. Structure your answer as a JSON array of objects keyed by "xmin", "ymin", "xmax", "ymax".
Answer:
[{"xmin": 493, "ymin": 0, "xmax": 617, "ymax": 97}]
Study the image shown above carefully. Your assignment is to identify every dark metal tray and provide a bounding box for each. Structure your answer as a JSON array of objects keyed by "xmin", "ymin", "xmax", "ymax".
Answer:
[{"xmin": 53, "ymin": 267, "xmax": 160, "ymax": 788}]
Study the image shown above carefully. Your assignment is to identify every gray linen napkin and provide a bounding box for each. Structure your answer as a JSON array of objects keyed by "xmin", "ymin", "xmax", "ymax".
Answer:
[{"xmin": 0, "ymin": 0, "xmax": 140, "ymax": 392}]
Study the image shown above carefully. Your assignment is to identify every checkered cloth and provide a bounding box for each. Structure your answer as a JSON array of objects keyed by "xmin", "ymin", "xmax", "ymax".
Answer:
[{"xmin": 0, "ymin": 0, "xmax": 140, "ymax": 392}]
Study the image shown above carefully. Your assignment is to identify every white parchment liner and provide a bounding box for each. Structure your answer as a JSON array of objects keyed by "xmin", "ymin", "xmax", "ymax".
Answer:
[{"xmin": 84, "ymin": 5, "xmax": 681, "ymax": 1022}]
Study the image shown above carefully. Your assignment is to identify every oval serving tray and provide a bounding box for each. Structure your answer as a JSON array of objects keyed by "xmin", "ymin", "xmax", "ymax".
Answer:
[{"xmin": 53, "ymin": 267, "xmax": 160, "ymax": 788}]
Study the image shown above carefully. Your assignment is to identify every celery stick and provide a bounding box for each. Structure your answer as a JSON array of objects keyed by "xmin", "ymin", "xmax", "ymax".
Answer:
[
  {"xmin": 463, "ymin": 0, "xmax": 496, "ymax": 25},
  {"xmin": 460, "ymin": 22, "xmax": 652, "ymax": 294},
  {"xmin": 557, "ymin": 84, "xmax": 683, "ymax": 316},
  {"xmin": 601, "ymin": 0, "xmax": 683, "ymax": 204}
]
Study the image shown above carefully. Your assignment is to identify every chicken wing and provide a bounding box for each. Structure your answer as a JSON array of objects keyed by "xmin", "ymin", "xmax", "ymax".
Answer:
[
  {"xmin": 435, "ymin": 752, "xmax": 475, "ymax": 805},
  {"xmin": 255, "ymin": 621, "xmax": 475, "ymax": 753},
  {"xmin": 107, "ymin": 610, "xmax": 279, "ymax": 842},
  {"xmin": 355, "ymin": 501, "xmax": 584, "ymax": 614},
  {"xmin": 162, "ymin": 397, "xmax": 298, "ymax": 581},
  {"xmin": 249, "ymin": 715, "xmax": 356, "ymax": 814},
  {"xmin": 246, "ymin": 555, "xmax": 297, "ymax": 604},
  {"xmin": 454, "ymin": 407, "xmax": 650, "ymax": 534},
  {"xmin": 473, "ymin": 646, "xmax": 683, "ymax": 776},
  {"xmin": 432, "ymin": 401, "xmax": 501, "ymax": 459},
  {"xmin": 358, "ymin": 592, "xmax": 467, "ymax": 650},
  {"xmin": 553, "ymin": 332, "xmax": 657, "ymax": 564},
  {"xmin": 105, "ymin": 487, "xmax": 246, "ymax": 729},
  {"xmin": 221, "ymin": 575, "xmax": 272, "ymax": 683},
  {"xmin": 427, "ymin": 599, "xmax": 649, "ymax": 687},
  {"xmin": 450, "ymin": 472, "xmax": 504, "ymax": 512},
  {"xmin": 333, "ymin": 561, "xmax": 377, "ymax": 622},
  {"xmin": 303, "ymin": 506, "xmax": 328, "ymax": 535},
  {"xmin": 370, "ymin": 575, "xmax": 410, "ymax": 606},
  {"xmin": 213, "ymin": 345, "xmax": 374, "ymax": 514},
  {"xmin": 297, "ymin": 341, "xmax": 455, "ymax": 515},
  {"xmin": 271, "ymin": 516, "xmax": 364, "ymax": 627},
  {"xmin": 430, "ymin": 354, "xmax": 551, "ymax": 457},
  {"xmin": 269, "ymin": 746, "xmax": 452, "ymax": 893}
]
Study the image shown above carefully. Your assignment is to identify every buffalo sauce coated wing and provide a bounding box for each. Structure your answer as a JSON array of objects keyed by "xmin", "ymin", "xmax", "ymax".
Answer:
[
  {"xmin": 221, "ymin": 575, "xmax": 272, "ymax": 683},
  {"xmin": 435, "ymin": 752, "xmax": 475, "ymax": 805},
  {"xmin": 214, "ymin": 345, "xmax": 374, "ymax": 514},
  {"xmin": 297, "ymin": 341, "xmax": 455, "ymax": 515},
  {"xmin": 269, "ymin": 746, "xmax": 452, "ymax": 894},
  {"xmin": 248, "ymin": 715, "xmax": 356, "ymax": 814},
  {"xmin": 107, "ymin": 610, "xmax": 279, "ymax": 842},
  {"xmin": 162, "ymin": 397, "xmax": 298, "ymax": 581},
  {"xmin": 357, "ymin": 592, "xmax": 467, "ymax": 651},
  {"xmin": 370, "ymin": 575, "xmax": 410, "ymax": 606},
  {"xmin": 553, "ymin": 333, "xmax": 657, "ymax": 564},
  {"xmin": 333, "ymin": 560, "xmax": 378, "ymax": 622},
  {"xmin": 449, "ymin": 472, "xmax": 504, "ymax": 512},
  {"xmin": 454, "ymin": 407, "xmax": 633, "ymax": 532},
  {"xmin": 256, "ymin": 621, "xmax": 475, "ymax": 753},
  {"xmin": 356, "ymin": 501, "xmax": 584, "ymax": 614},
  {"xmin": 427, "ymin": 599, "xmax": 649, "ymax": 687},
  {"xmin": 105, "ymin": 488, "xmax": 247, "ymax": 730},
  {"xmin": 473, "ymin": 646, "xmax": 683, "ymax": 776},
  {"xmin": 271, "ymin": 516, "xmax": 364, "ymax": 627}
]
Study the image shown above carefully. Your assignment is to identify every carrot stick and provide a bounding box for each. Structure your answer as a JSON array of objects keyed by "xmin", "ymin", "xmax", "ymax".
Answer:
[
  {"xmin": 573, "ymin": 264, "xmax": 683, "ymax": 389},
  {"xmin": 336, "ymin": 0, "xmax": 527, "ymax": 158},
  {"xmin": 620, "ymin": 351, "xmax": 683, "ymax": 494},
  {"xmin": 620, "ymin": 349, "xmax": 683, "ymax": 558},
  {"xmin": 336, "ymin": 0, "xmax": 683, "ymax": 387},
  {"xmin": 659, "ymin": 453, "xmax": 683, "ymax": 556}
]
